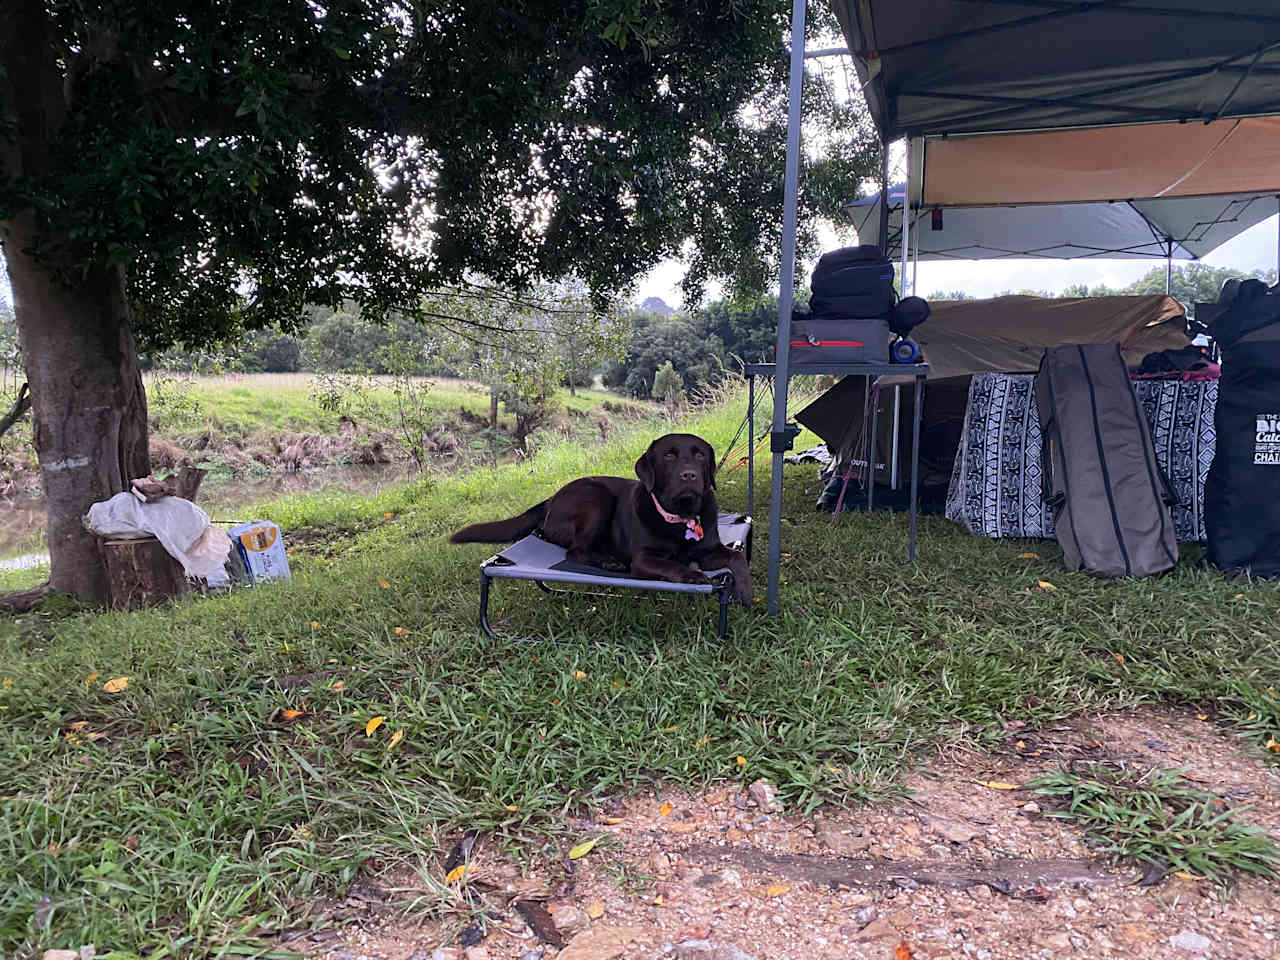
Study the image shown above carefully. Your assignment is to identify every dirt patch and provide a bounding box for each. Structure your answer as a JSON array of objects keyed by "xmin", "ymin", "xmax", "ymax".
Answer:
[{"xmin": 294, "ymin": 707, "xmax": 1280, "ymax": 960}]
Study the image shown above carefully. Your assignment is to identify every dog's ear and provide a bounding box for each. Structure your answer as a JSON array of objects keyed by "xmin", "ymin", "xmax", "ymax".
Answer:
[
  {"xmin": 700, "ymin": 438, "xmax": 717, "ymax": 490},
  {"xmin": 634, "ymin": 445, "xmax": 656, "ymax": 491}
]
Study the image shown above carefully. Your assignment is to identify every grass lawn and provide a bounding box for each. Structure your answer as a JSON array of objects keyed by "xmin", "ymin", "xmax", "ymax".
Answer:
[{"xmin": 2, "ymin": 390, "xmax": 1278, "ymax": 957}]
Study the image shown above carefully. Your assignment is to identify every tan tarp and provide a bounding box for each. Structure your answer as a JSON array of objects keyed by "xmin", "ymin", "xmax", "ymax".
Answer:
[
  {"xmin": 796, "ymin": 295, "xmax": 1191, "ymax": 480},
  {"xmin": 922, "ymin": 118, "xmax": 1280, "ymax": 207},
  {"xmin": 914, "ymin": 294, "xmax": 1190, "ymax": 381}
]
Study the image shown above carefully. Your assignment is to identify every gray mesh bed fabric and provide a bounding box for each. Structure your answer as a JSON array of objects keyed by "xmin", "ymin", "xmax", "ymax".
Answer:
[{"xmin": 477, "ymin": 513, "xmax": 753, "ymax": 640}]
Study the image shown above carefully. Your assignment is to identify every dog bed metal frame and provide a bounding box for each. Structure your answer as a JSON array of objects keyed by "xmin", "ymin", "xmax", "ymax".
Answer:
[{"xmin": 476, "ymin": 514, "xmax": 753, "ymax": 642}]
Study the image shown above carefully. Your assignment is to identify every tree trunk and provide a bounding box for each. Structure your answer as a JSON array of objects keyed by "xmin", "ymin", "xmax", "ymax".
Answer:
[
  {"xmin": 489, "ymin": 385, "xmax": 500, "ymax": 431},
  {"xmin": 3, "ymin": 214, "xmax": 150, "ymax": 603}
]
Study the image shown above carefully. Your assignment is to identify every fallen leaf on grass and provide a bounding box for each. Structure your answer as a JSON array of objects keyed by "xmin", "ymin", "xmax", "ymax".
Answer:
[
  {"xmin": 764, "ymin": 882, "xmax": 791, "ymax": 898},
  {"xmin": 103, "ymin": 677, "xmax": 130, "ymax": 693},
  {"xmin": 1016, "ymin": 552, "xmax": 1040, "ymax": 560},
  {"xmin": 1036, "ymin": 580, "xmax": 1056, "ymax": 591},
  {"xmin": 1197, "ymin": 713, "xmax": 1209, "ymax": 721},
  {"xmin": 505, "ymin": 804, "xmax": 519, "ymax": 812},
  {"xmin": 387, "ymin": 729, "xmax": 404, "ymax": 750},
  {"xmin": 1234, "ymin": 593, "xmax": 1245, "ymax": 599},
  {"xmin": 895, "ymin": 942, "xmax": 914, "ymax": 960},
  {"xmin": 978, "ymin": 780, "xmax": 1020, "ymax": 790},
  {"xmin": 1114, "ymin": 653, "xmax": 1125, "ymax": 663},
  {"xmin": 1174, "ymin": 871, "xmax": 1205, "ymax": 881},
  {"xmin": 586, "ymin": 900, "xmax": 605, "ymax": 919},
  {"xmin": 280, "ymin": 708, "xmax": 306, "ymax": 721},
  {"xmin": 573, "ymin": 670, "xmax": 588, "ymax": 680},
  {"xmin": 737, "ymin": 755, "xmax": 747, "ymax": 768},
  {"xmin": 85, "ymin": 673, "xmax": 98, "ymax": 684},
  {"xmin": 86, "ymin": 731, "xmax": 107, "ymax": 741},
  {"xmin": 1266, "ymin": 739, "xmax": 1280, "ymax": 753},
  {"xmin": 331, "ymin": 680, "xmax": 344, "ymax": 691},
  {"xmin": 311, "ymin": 620, "xmax": 320, "ymax": 631},
  {"xmin": 67, "ymin": 721, "xmax": 89, "ymax": 732},
  {"xmin": 384, "ymin": 512, "xmax": 393, "ymax": 519},
  {"xmin": 658, "ymin": 801, "xmax": 673, "ymax": 817},
  {"xmin": 600, "ymin": 816, "xmax": 625, "ymax": 825},
  {"xmin": 662, "ymin": 725, "xmax": 678, "ymax": 733},
  {"xmin": 377, "ymin": 578, "xmax": 390, "ymax": 589},
  {"xmin": 365, "ymin": 716, "xmax": 385, "ymax": 736},
  {"xmin": 568, "ymin": 838, "xmax": 599, "ymax": 860},
  {"xmin": 694, "ymin": 735, "xmax": 710, "ymax": 747},
  {"xmin": 445, "ymin": 864, "xmax": 469, "ymax": 884}
]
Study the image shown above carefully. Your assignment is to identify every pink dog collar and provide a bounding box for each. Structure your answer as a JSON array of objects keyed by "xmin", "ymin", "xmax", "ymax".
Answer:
[{"xmin": 650, "ymin": 492, "xmax": 704, "ymax": 541}]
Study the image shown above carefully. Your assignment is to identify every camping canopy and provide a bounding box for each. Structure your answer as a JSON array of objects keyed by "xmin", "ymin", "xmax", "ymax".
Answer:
[
  {"xmin": 829, "ymin": 1, "xmax": 1280, "ymax": 141},
  {"xmin": 849, "ymin": 184, "xmax": 1278, "ymax": 262}
]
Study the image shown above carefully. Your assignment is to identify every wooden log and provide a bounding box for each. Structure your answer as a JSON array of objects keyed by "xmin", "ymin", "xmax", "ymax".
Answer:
[{"xmin": 99, "ymin": 536, "xmax": 188, "ymax": 610}]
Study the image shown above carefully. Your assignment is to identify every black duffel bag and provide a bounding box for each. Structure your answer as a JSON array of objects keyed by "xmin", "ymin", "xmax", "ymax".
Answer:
[
  {"xmin": 810, "ymin": 245, "xmax": 896, "ymax": 319},
  {"xmin": 1206, "ymin": 290, "xmax": 1280, "ymax": 578}
]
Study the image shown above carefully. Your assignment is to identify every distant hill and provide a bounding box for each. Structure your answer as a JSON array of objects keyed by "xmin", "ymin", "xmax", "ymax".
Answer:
[{"xmin": 638, "ymin": 296, "xmax": 675, "ymax": 315}]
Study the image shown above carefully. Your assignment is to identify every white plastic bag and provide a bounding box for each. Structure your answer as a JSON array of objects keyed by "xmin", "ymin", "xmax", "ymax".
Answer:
[{"xmin": 84, "ymin": 492, "xmax": 230, "ymax": 587}]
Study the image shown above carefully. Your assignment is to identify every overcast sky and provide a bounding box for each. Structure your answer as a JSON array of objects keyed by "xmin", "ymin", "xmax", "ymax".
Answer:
[{"xmin": 637, "ymin": 212, "xmax": 1279, "ymax": 309}]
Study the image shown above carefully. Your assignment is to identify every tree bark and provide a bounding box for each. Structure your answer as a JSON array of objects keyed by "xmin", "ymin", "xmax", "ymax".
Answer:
[
  {"xmin": 489, "ymin": 385, "xmax": 500, "ymax": 431},
  {"xmin": 4, "ymin": 215, "xmax": 150, "ymax": 604}
]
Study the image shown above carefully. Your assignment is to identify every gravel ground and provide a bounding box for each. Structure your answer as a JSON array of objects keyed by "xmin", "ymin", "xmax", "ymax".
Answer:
[{"xmin": 298, "ymin": 707, "xmax": 1280, "ymax": 960}]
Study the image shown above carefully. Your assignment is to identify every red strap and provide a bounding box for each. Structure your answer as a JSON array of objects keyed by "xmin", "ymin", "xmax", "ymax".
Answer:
[{"xmin": 790, "ymin": 340, "xmax": 865, "ymax": 347}]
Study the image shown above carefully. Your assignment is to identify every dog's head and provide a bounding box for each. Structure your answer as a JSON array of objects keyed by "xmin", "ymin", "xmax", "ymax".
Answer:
[{"xmin": 635, "ymin": 433, "xmax": 716, "ymax": 517}]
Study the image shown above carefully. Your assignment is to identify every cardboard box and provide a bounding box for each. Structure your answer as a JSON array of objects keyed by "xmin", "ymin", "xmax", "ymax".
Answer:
[{"xmin": 228, "ymin": 520, "xmax": 291, "ymax": 584}]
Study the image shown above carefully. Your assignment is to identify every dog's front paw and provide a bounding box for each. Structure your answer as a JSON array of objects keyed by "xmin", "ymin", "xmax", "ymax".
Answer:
[
  {"xmin": 733, "ymin": 571, "xmax": 755, "ymax": 605},
  {"xmin": 674, "ymin": 568, "xmax": 712, "ymax": 586}
]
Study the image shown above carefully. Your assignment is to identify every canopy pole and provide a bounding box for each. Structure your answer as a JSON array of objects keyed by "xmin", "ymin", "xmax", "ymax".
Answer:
[
  {"xmin": 764, "ymin": 0, "xmax": 807, "ymax": 617},
  {"xmin": 1166, "ymin": 239, "xmax": 1173, "ymax": 294},
  {"xmin": 901, "ymin": 138, "xmax": 911, "ymax": 292},
  {"xmin": 878, "ymin": 146, "xmax": 890, "ymax": 250},
  {"xmin": 1276, "ymin": 195, "xmax": 1279, "ymax": 281}
]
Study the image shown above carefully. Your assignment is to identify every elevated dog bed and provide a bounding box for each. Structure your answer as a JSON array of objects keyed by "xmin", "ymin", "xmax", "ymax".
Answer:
[{"xmin": 477, "ymin": 513, "xmax": 753, "ymax": 641}]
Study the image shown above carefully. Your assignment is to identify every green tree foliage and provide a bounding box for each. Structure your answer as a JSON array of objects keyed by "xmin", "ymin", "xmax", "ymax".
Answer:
[
  {"xmin": 652, "ymin": 359, "xmax": 686, "ymax": 418},
  {"xmin": 604, "ymin": 310, "xmax": 726, "ymax": 398}
]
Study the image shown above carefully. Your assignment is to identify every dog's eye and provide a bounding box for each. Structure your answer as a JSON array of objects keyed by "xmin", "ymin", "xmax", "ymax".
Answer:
[
  {"xmin": 694, "ymin": 450, "xmax": 705, "ymax": 459},
  {"xmin": 664, "ymin": 451, "xmax": 676, "ymax": 460}
]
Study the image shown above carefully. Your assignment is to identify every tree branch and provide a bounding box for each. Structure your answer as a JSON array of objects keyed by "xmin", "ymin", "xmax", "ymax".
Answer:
[{"xmin": 0, "ymin": 383, "xmax": 32, "ymax": 438}]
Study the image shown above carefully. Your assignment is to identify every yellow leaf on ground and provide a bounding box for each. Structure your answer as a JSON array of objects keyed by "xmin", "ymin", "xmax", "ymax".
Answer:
[
  {"xmin": 662, "ymin": 725, "xmax": 678, "ymax": 733},
  {"xmin": 85, "ymin": 673, "xmax": 98, "ymax": 684},
  {"xmin": 378, "ymin": 578, "xmax": 390, "ymax": 589},
  {"xmin": 659, "ymin": 801, "xmax": 673, "ymax": 816},
  {"xmin": 387, "ymin": 729, "xmax": 404, "ymax": 750},
  {"xmin": 445, "ymin": 864, "xmax": 469, "ymax": 884},
  {"xmin": 764, "ymin": 882, "xmax": 791, "ymax": 898},
  {"xmin": 67, "ymin": 721, "xmax": 89, "ymax": 731},
  {"xmin": 1197, "ymin": 713, "xmax": 1208, "ymax": 721},
  {"xmin": 736, "ymin": 755, "xmax": 747, "ymax": 768},
  {"xmin": 979, "ymin": 780, "xmax": 1020, "ymax": 790},
  {"xmin": 86, "ymin": 731, "xmax": 107, "ymax": 741},
  {"xmin": 1174, "ymin": 871, "xmax": 1204, "ymax": 881},
  {"xmin": 695, "ymin": 735, "xmax": 710, "ymax": 747},
  {"xmin": 331, "ymin": 680, "xmax": 344, "ymax": 691},
  {"xmin": 568, "ymin": 838, "xmax": 599, "ymax": 860},
  {"xmin": 1036, "ymin": 580, "xmax": 1056, "ymax": 591},
  {"xmin": 1016, "ymin": 740, "xmax": 1026, "ymax": 750},
  {"xmin": 103, "ymin": 677, "xmax": 130, "ymax": 693},
  {"xmin": 281, "ymin": 709, "xmax": 306, "ymax": 721},
  {"xmin": 895, "ymin": 942, "xmax": 915, "ymax": 960},
  {"xmin": 1234, "ymin": 593, "xmax": 1245, "ymax": 599},
  {"xmin": 1016, "ymin": 552, "xmax": 1040, "ymax": 560},
  {"xmin": 365, "ymin": 716, "xmax": 385, "ymax": 736},
  {"xmin": 311, "ymin": 620, "xmax": 320, "ymax": 631},
  {"xmin": 586, "ymin": 900, "xmax": 605, "ymax": 919},
  {"xmin": 574, "ymin": 670, "xmax": 588, "ymax": 680},
  {"xmin": 600, "ymin": 816, "xmax": 625, "ymax": 825},
  {"xmin": 1266, "ymin": 739, "xmax": 1280, "ymax": 753},
  {"xmin": 1114, "ymin": 653, "xmax": 1125, "ymax": 663},
  {"xmin": 393, "ymin": 626, "xmax": 411, "ymax": 637},
  {"xmin": 384, "ymin": 512, "xmax": 393, "ymax": 518}
]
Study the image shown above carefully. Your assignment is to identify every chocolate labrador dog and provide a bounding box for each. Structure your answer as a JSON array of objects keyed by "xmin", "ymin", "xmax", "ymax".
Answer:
[{"xmin": 449, "ymin": 433, "xmax": 754, "ymax": 604}]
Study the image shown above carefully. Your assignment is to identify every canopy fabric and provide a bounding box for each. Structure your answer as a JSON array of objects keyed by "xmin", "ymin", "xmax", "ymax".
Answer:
[
  {"xmin": 921, "ymin": 119, "xmax": 1280, "ymax": 205},
  {"xmin": 849, "ymin": 183, "xmax": 1277, "ymax": 261},
  {"xmin": 911, "ymin": 294, "xmax": 1190, "ymax": 381},
  {"xmin": 830, "ymin": 1, "xmax": 1280, "ymax": 141}
]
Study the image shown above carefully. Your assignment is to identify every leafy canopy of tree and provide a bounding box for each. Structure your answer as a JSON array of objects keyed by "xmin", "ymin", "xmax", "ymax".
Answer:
[{"xmin": 0, "ymin": 0, "xmax": 876, "ymax": 599}]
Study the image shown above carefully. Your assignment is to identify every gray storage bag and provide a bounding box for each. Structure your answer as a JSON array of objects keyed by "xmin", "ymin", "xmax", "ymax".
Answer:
[{"xmin": 1034, "ymin": 344, "xmax": 1178, "ymax": 577}]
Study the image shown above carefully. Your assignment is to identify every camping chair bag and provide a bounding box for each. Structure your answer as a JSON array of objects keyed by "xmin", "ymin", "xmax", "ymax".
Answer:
[
  {"xmin": 810, "ymin": 245, "xmax": 897, "ymax": 319},
  {"xmin": 1205, "ymin": 292, "xmax": 1280, "ymax": 578},
  {"xmin": 1035, "ymin": 344, "xmax": 1178, "ymax": 577}
]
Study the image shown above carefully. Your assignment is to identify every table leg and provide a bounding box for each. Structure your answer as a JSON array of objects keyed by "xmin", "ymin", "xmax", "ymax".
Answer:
[
  {"xmin": 909, "ymin": 374, "xmax": 923, "ymax": 563},
  {"xmin": 867, "ymin": 376, "xmax": 878, "ymax": 512}
]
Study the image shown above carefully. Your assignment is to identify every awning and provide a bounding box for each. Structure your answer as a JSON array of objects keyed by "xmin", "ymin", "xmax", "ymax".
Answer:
[
  {"xmin": 849, "ymin": 183, "xmax": 1278, "ymax": 261},
  {"xmin": 829, "ymin": 1, "xmax": 1280, "ymax": 141}
]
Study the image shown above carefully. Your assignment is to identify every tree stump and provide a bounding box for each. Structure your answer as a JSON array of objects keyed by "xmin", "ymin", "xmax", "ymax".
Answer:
[{"xmin": 99, "ymin": 536, "xmax": 188, "ymax": 609}]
